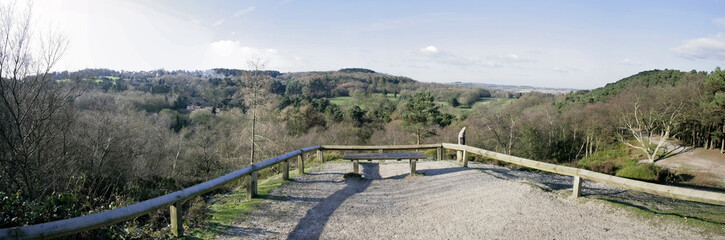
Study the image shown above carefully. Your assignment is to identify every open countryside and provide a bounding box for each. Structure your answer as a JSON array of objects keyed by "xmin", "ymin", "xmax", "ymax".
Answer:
[{"xmin": 1, "ymin": 1, "xmax": 725, "ymax": 239}]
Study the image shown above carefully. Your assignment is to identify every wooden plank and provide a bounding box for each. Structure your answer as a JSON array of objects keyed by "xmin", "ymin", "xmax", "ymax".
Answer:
[
  {"xmin": 343, "ymin": 152, "xmax": 426, "ymax": 160},
  {"xmin": 322, "ymin": 144, "xmax": 441, "ymax": 151},
  {"xmin": 378, "ymin": 149, "xmax": 384, "ymax": 164},
  {"xmin": 170, "ymin": 201, "xmax": 183, "ymax": 237}
]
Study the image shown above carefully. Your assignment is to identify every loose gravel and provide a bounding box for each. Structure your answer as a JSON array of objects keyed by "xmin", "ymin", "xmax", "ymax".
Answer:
[{"xmin": 218, "ymin": 160, "xmax": 722, "ymax": 239}]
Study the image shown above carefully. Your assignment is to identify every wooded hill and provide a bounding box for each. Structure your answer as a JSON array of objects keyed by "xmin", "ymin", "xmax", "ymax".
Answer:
[
  {"xmin": 566, "ymin": 69, "xmax": 708, "ymax": 103},
  {"xmin": 4, "ymin": 65, "xmax": 725, "ymax": 238}
]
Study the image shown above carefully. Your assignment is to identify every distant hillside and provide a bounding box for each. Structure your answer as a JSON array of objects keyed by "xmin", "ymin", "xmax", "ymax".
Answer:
[
  {"xmin": 566, "ymin": 69, "xmax": 708, "ymax": 103},
  {"xmin": 449, "ymin": 82, "xmax": 577, "ymax": 94},
  {"xmin": 277, "ymin": 69, "xmax": 416, "ymax": 98}
]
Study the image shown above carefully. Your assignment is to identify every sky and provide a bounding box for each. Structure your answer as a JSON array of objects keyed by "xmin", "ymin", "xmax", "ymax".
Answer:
[{"xmin": 27, "ymin": 0, "xmax": 725, "ymax": 89}]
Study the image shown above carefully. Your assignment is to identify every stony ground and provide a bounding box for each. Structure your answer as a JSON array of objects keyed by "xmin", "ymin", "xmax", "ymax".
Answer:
[{"xmin": 217, "ymin": 160, "xmax": 723, "ymax": 239}]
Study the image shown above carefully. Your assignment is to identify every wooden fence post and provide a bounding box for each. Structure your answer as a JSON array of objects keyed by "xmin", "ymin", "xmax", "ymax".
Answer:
[
  {"xmin": 247, "ymin": 171, "xmax": 258, "ymax": 200},
  {"xmin": 572, "ymin": 176, "xmax": 582, "ymax": 198},
  {"xmin": 317, "ymin": 149, "xmax": 323, "ymax": 163},
  {"xmin": 462, "ymin": 149, "xmax": 468, "ymax": 167},
  {"xmin": 437, "ymin": 147, "xmax": 443, "ymax": 161},
  {"xmin": 353, "ymin": 160, "xmax": 359, "ymax": 174},
  {"xmin": 170, "ymin": 201, "xmax": 183, "ymax": 237},
  {"xmin": 283, "ymin": 159, "xmax": 289, "ymax": 180},
  {"xmin": 298, "ymin": 154, "xmax": 304, "ymax": 175},
  {"xmin": 457, "ymin": 127, "xmax": 466, "ymax": 161}
]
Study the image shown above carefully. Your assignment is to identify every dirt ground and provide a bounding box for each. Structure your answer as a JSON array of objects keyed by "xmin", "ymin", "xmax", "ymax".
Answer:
[
  {"xmin": 655, "ymin": 145, "xmax": 725, "ymax": 187},
  {"xmin": 218, "ymin": 161, "xmax": 722, "ymax": 239}
]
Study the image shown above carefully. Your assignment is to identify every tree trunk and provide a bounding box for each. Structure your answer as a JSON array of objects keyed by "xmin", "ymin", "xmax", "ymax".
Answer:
[
  {"xmin": 250, "ymin": 90, "xmax": 256, "ymax": 165},
  {"xmin": 721, "ymin": 124, "xmax": 724, "ymax": 154},
  {"xmin": 702, "ymin": 126, "xmax": 710, "ymax": 149},
  {"xmin": 416, "ymin": 128, "xmax": 420, "ymax": 145}
]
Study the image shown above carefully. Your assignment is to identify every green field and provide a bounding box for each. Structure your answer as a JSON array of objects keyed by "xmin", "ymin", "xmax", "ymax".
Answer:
[
  {"xmin": 329, "ymin": 93, "xmax": 401, "ymax": 110},
  {"xmin": 329, "ymin": 95, "xmax": 513, "ymax": 113}
]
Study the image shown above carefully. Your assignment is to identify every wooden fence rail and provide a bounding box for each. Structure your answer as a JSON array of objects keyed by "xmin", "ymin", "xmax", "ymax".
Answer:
[
  {"xmin": 441, "ymin": 143, "xmax": 725, "ymax": 206},
  {"xmin": 0, "ymin": 146, "xmax": 321, "ymax": 240},
  {"xmin": 1, "ymin": 143, "xmax": 723, "ymax": 239}
]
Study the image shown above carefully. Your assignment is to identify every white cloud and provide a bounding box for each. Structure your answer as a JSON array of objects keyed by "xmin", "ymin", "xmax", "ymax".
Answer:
[
  {"xmin": 620, "ymin": 58, "xmax": 641, "ymax": 65},
  {"xmin": 233, "ymin": 6, "xmax": 256, "ymax": 17},
  {"xmin": 715, "ymin": 18, "xmax": 725, "ymax": 27},
  {"xmin": 416, "ymin": 46, "xmax": 506, "ymax": 68},
  {"xmin": 495, "ymin": 53, "xmax": 532, "ymax": 62},
  {"xmin": 420, "ymin": 45, "xmax": 439, "ymax": 54},
  {"xmin": 672, "ymin": 33, "xmax": 725, "ymax": 59},
  {"xmin": 501, "ymin": 54, "xmax": 520, "ymax": 60},
  {"xmin": 552, "ymin": 67, "xmax": 577, "ymax": 73},
  {"xmin": 211, "ymin": 19, "xmax": 224, "ymax": 27},
  {"xmin": 204, "ymin": 40, "xmax": 298, "ymax": 70}
]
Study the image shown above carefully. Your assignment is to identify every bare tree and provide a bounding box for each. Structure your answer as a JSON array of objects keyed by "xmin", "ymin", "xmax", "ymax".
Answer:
[
  {"xmin": 242, "ymin": 55, "xmax": 268, "ymax": 165},
  {"xmin": 617, "ymin": 100, "xmax": 682, "ymax": 163},
  {"xmin": 0, "ymin": 1, "xmax": 81, "ymax": 198}
]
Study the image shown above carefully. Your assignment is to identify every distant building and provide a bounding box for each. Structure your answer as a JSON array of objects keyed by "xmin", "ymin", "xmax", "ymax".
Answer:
[{"xmin": 186, "ymin": 105, "xmax": 202, "ymax": 112}]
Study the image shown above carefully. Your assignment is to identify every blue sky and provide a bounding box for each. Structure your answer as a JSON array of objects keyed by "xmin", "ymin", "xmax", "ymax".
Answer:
[{"xmin": 32, "ymin": 0, "xmax": 725, "ymax": 89}]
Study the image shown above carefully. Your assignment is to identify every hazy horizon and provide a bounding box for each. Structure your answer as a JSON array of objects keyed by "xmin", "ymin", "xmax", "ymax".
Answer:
[{"xmin": 32, "ymin": 0, "xmax": 725, "ymax": 89}]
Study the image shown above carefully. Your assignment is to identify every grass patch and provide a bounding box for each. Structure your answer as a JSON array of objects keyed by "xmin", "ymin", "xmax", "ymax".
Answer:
[
  {"xmin": 329, "ymin": 93, "xmax": 402, "ymax": 110},
  {"xmin": 593, "ymin": 195, "xmax": 725, "ymax": 236},
  {"xmin": 615, "ymin": 164, "xmax": 658, "ymax": 181},
  {"xmin": 577, "ymin": 144, "xmax": 637, "ymax": 174},
  {"xmin": 189, "ymin": 152, "xmax": 338, "ymax": 238},
  {"xmin": 187, "ymin": 176, "xmax": 285, "ymax": 238},
  {"xmin": 188, "ymin": 167, "xmax": 308, "ymax": 238},
  {"xmin": 328, "ymin": 96, "xmax": 357, "ymax": 106}
]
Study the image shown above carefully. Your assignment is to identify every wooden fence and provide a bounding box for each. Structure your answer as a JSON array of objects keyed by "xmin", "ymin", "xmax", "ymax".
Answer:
[{"xmin": 0, "ymin": 143, "xmax": 723, "ymax": 239}]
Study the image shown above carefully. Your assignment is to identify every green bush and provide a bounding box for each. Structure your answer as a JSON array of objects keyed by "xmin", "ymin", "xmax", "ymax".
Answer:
[
  {"xmin": 616, "ymin": 164, "xmax": 658, "ymax": 181},
  {"xmin": 577, "ymin": 147, "xmax": 630, "ymax": 169},
  {"xmin": 424, "ymin": 149, "xmax": 437, "ymax": 159},
  {"xmin": 323, "ymin": 152, "xmax": 343, "ymax": 162}
]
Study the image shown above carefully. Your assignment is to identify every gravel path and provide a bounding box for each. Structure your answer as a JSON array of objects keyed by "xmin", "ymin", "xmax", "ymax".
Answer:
[{"xmin": 218, "ymin": 160, "xmax": 722, "ymax": 239}]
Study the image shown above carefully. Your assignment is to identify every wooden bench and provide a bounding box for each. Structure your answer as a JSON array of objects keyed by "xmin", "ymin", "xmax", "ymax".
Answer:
[{"xmin": 342, "ymin": 152, "xmax": 427, "ymax": 175}]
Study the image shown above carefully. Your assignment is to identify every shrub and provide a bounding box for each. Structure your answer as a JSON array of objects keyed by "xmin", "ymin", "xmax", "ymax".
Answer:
[
  {"xmin": 323, "ymin": 152, "xmax": 343, "ymax": 162},
  {"xmin": 590, "ymin": 161, "xmax": 616, "ymax": 175},
  {"xmin": 616, "ymin": 164, "xmax": 658, "ymax": 181},
  {"xmin": 185, "ymin": 196, "xmax": 208, "ymax": 228},
  {"xmin": 424, "ymin": 149, "xmax": 437, "ymax": 159}
]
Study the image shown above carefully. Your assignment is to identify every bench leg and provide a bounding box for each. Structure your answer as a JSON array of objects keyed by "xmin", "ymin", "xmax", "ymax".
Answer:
[
  {"xmin": 378, "ymin": 149, "xmax": 384, "ymax": 165},
  {"xmin": 353, "ymin": 160, "xmax": 359, "ymax": 174},
  {"xmin": 410, "ymin": 159, "xmax": 417, "ymax": 175}
]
